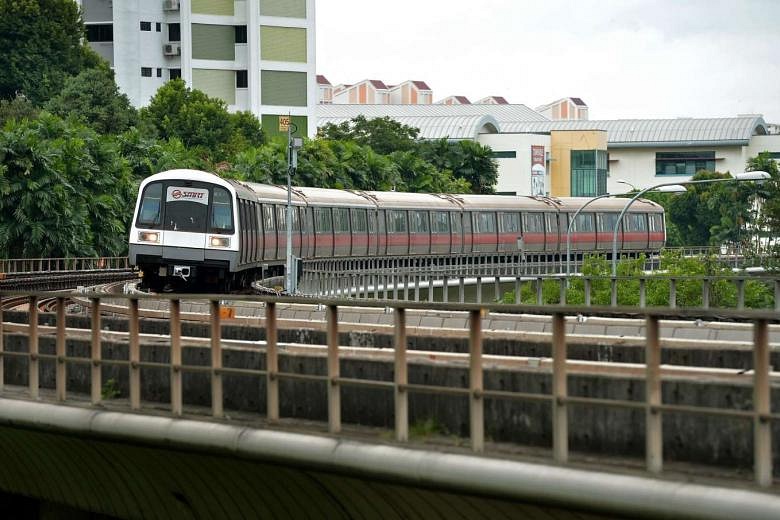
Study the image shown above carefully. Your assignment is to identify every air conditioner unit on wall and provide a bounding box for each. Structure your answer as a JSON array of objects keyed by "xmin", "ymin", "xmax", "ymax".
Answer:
[
  {"xmin": 163, "ymin": 0, "xmax": 180, "ymax": 11},
  {"xmin": 163, "ymin": 43, "xmax": 181, "ymax": 56}
]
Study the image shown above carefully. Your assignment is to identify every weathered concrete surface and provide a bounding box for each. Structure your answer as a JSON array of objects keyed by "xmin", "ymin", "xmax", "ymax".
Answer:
[{"xmin": 2, "ymin": 309, "xmax": 779, "ymax": 476}]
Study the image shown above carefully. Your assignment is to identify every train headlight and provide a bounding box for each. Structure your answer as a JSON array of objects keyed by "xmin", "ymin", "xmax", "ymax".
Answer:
[
  {"xmin": 209, "ymin": 236, "xmax": 230, "ymax": 248},
  {"xmin": 138, "ymin": 231, "xmax": 160, "ymax": 243}
]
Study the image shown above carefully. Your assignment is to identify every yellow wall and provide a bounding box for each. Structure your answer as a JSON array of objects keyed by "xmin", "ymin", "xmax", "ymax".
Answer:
[{"xmin": 550, "ymin": 130, "xmax": 608, "ymax": 196}]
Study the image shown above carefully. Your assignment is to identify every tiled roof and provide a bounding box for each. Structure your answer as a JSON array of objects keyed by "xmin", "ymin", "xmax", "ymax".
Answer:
[
  {"xmin": 369, "ymin": 79, "xmax": 389, "ymax": 90},
  {"xmin": 316, "ymin": 75, "xmax": 331, "ymax": 85},
  {"xmin": 412, "ymin": 80, "xmax": 431, "ymax": 90},
  {"xmin": 570, "ymin": 97, "xmax": 586, "ymax": 106},
  {"xmin": 455, "ymin": 96, "xmax": 471, "ymax": 104}
]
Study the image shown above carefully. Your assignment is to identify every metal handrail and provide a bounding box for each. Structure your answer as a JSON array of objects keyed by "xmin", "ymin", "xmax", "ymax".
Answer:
[{"xmin": 0, "ymin": 291, "xmax": 778, "ymax": 488}]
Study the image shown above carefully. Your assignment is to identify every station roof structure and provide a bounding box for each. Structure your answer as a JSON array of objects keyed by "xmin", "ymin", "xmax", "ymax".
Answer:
[
  {"xmin": 318, "ymin": 114, "xmax": 500, "ymax": 140},
  {"xmin": 501, "ymin": 116, "xmax": 769, "ymax": 147}
]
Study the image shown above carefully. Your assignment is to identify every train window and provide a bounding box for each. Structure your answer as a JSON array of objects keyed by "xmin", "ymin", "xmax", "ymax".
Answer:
[
  {"xmin": 368, "ymin": 211, "xmax": 377, "ymax": 233},
  {"xmin": 292, "ymin": 207, "xmax": 301, "ymax": 231},
  {"xmin": 263, "ymin": 205, "xmax": 275, "ymax": 232},
  {"xmin": 409, "ymin": 211, "xmax": 429, "ymax": 233},
  {"xmin": 431, "ymin": 211, "xmax": 449, "ymax": 233},
  {"xmin": 387, "ymin": 210, "xmax": 407, "ymax": 233},
  {"xmin": 351, "ymin": 209, "xmax": 367, "ymax": 233},
  {"xmin": 546, "ymin": 213, "xmax": 558, "ymax": 235},
  {"xmin": 137, "ymin": 182, "xmax": 163, "ymax": 228},
  {"xmin": 165, "ymin": 185, "xmax": 208, "ymax": 232},
  {"xmin": 573, "ymin": 213, "xmax": 595, "ymax": 232},
  {"xmin": 333, "ymin": 208, "xmax": 350, "ymax": 233},
  {"xmin": 210, "ymin": 186, "xmax": 234, "ymax": 233},
  {"xmin": 626, "ymin": 213, "xmax": 647, "ymax": 231},
  {"xmin": 597, "ymin": 213, "xmax": 620, "ymax": 232},
  {"xmin": 649, "ymin": 214, "xmax": 664, "ymax": 232},
  {"xmin": 276, "ymin": 205, "xmax": 287, "ymax": 232},
  {"xmin": 314, "ymin": 207, "xmax": 332, "ymax": 233},
  {"xmin": 498, "ymin": 212, "xmax": 519, "ymax": 233},
  {"xmin": 523, "ymin": 213, "xmax": 544, "ymax": 233},
  {"xmin": 451, "ymin": 213, "xmax": 462, "ymax": 234},
  {"xmin": 474, "ymin": 212, "xmax": 496, "ymax": 233}
]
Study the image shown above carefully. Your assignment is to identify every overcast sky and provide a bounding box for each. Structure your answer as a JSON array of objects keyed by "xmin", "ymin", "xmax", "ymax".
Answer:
[{"xmin": 316, "ymin": 0, "xmax": 780, "ymax": 122}]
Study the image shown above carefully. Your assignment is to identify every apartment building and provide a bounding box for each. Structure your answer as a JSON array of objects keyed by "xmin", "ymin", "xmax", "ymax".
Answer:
[{"xmin": 80, "ymin": 0, "xmax": 316, "ymax": 138}]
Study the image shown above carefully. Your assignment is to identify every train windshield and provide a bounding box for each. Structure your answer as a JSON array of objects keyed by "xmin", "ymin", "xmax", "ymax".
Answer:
[
  {"xmin": 137, "ymin": 182, "xmax": 163, "ymax": 228},
  {"xmin": 210, "ymin": 187, "xmax": 234, "ymax": 233},
  {"xmin": 164, "ymin": 185, "xmax": 209, "ymax": 232}
]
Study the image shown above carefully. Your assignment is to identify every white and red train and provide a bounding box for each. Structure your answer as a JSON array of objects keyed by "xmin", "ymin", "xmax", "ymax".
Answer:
[{"xmin": 129, "ymin": 169, "xmax": 665, "ymax": 291}]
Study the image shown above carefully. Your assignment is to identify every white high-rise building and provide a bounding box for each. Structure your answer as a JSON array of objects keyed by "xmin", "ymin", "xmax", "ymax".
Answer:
[{"xmin": 79, "ymin": 0, "xmax": 316, "ymax": 138}]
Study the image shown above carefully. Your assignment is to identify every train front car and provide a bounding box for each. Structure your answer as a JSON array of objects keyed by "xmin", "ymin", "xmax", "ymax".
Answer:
[{"xmin": 129, "ymin": 169, "xmax": 238, "ymax": 291}]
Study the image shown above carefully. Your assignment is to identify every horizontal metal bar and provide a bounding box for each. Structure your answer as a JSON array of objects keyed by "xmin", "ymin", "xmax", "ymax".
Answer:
[
  {"xmin": 402, "ymin": 383, "xmax": 470, "ymax": 397},
  {"xmin": 480, "ymin": 389, "xmax": 553, "ymax": 403},
  {"xmin": 333, "ymin": 377, "xmax": 394, "ymax": 390},
  {"xmin": 563, "ymin": 395, "xmax": 646, "ymax": 410}
]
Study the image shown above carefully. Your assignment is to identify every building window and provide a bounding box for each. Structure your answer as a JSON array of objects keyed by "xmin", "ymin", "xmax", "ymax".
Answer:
[
  {"xmin": 141, "ymin": 67, "xmax": 152, "ymax": 77},
  {"xmin": 140, "ymin": 21, "xmax": 151, "ymax": 31},
  {"xmin": 86, "ymin": 24, "xmax": 113, "ymax": 42},
  {"xmin": 236, "ymin": 70, "xmax": 248, "ymax": 88},
  {"xmin": 156, "ymin": 22, "xmax": 161, "ymax": 32},
  {"xmin": 490, "ymin": 151, "xmax": 516, "ymax": 159},
  {"xmin": 169, "ymin": 69, "xmax": 181, "ymax": 80},
  {"xmin": 571, "ymin": 150, "xmax": 608, "ymax": 196},
  {"xmin": 168, "ymin": 23, "xmax": 181, "ymax": 42},
  {"xmin": 655, "ymin": 151, "xmax": 716, "ymax": 176},
  {"xmin": 235, "ymin": 25, "xmax": 247, "ymax": 44},
  {"xmin": 156, "ymin": 68, "xmax": 162, "ymax": 78}
]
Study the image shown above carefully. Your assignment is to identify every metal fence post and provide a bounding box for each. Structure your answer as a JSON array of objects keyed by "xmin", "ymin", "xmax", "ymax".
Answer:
[
  {"xmin": 469, "ymin": 309, "xmax": 484, "ymax": 453},
  {"xmin": 327, "ymin": 304, "xmax": 341, "ymax": 433},
  {"xmin": 90, "ymin": 298, "xmax": 101, "ymax": 404},
  {"xmin": 476, "ymin": 276, "xmax": 482, "ymax": 304},
  {"xmin": 702, "ymin": 278, "xmax": 710, "ymax": 309},
  {"xmin": 559, "ymin": 277, "xmax": 566, "ymax": 305},
  {"xmin": 394, "ymin": 308, "xmax": 408, "ymax": 442},
  {"xmin": 753, "ymin": 319, "xmax": 771, "ymax": 487},
  {"xmin": 56, "ymin": 297, "xmax": 66, "ymax": 401},
  {"xmin": 536, "ymin": 277, "xmax": 543, "ymax": 305},
  {"xmin": 584, "ymin": 278, "xmax": 591, "ymax": 307},
  {"xmin": 669, "ymin": 279, "xmax": 676, "ymax": 309},
  {"xmin": 552, "ymin": 312, "xmax": 568, "ymax": 463},
  {"xmin": 515, "ymin": 277, "xmax": 521, "ymax": 304},
  {"xmin": 170, "ymin": 299, "xmax": 182, "ymax": 416},
  {"xmin": 645, "ymin": 315, "xmax": 662, "ymax": 473},
  {"xmin": 266, "ymin": 302, "xmax": 279, "ymax": 422},
  {"xmin": 640, "ymin": 278, "xmax": 646, "ymax": 308},
  {"xmin": 210, "ymin": 299, "xmax": 223, "ymax": 418},
  {"xmin": 29, "ymin": 295, "xmax": 38, "ymax": 399},
  {"xmin": 737, "ymin": 278, "xmax": 745, "ymax": 310},
  {"xmin": 129, "ymin": 298, "xmax": 140, "ymax": 410},
  {"xmin": 611, "ymin": 277, "xmax": 617, "ymax": 307}
]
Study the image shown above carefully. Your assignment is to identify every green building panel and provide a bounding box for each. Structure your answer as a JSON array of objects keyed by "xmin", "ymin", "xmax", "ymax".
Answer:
[
  {"xmin": 192, "ymin": 69, "xmax": 236, "ymax": 105},
  {"xmin": 261, "ymin": 26, "xmax": 307, "ymax": 62},
  {"xmin": 260, "ymin": 0, "xmax": 306, "ymax": 18},
  {"xmin": 192, "ymin": 24, "xmax": 235, "ymax": 61},
  {"xmin": 262, "ymin": 114, "xmax": 308, "ymax": 140},
  {"xmin": 261, "ymin": 70, "xmax": 307, "ymax": 106},
  {"xmin": 192, "ymin": 0, "xmax": 234, "ymax": 16}
]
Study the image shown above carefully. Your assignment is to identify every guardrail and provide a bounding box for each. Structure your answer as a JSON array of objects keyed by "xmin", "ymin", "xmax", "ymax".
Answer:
[
  {"xmin": 0, "ymin": 257, "xmax": 130, "ymax": 275},
  {"xmin": 0, "ymin": 291, "xmax": 778, "ymax": 488}
]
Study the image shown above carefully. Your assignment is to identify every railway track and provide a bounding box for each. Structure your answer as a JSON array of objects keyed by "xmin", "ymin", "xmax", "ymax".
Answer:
[{"xmin": 0, "ymin": 269, "xmax": 138, "ymax": 292}]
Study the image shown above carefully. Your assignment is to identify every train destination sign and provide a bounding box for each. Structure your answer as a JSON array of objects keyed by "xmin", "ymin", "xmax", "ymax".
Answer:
[{"xmin": 166, "ymin": 186, "xmax": 209, "ymax": 205}]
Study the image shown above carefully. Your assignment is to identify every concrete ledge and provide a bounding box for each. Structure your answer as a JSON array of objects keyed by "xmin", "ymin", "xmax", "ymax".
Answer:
[{"xmin": 0, "ymin": 398, "xmax": 778, "ymax": 520}]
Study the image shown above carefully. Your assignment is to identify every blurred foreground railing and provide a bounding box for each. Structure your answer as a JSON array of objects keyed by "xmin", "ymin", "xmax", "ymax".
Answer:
[
  {"xmin": 0, "ymin": 257, "xmax": 130, "ymax": 275},
  {"xmin": 0, "ymin": 291, "xmax": 778, "ymax": 487}
]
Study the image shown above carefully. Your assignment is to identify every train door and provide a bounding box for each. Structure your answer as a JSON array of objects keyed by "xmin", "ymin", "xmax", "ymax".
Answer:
[
  {"xmin": 545, "ymin": 212, "xmax": 559, "ymax": 253},
  {"xmin": 368, "ymin": 210, "xmax": 378, "ymax": 256},
  {"xmin": 409, "ymin": 210, "xmax": 430, "ymax": 255},
  {"xmin": 261, "ymin": 204, "xmax": 276, "ymax": 261},
  {"xmin": 462, "ymin": 212, "xmax": 473, "ymax": 253},
  {"xmin": 332, "ymin": 207, "xmax": 350, "ymax": 257},
  {"xmin": 255, "ymin": 203, "xmax": 264, "ymax": 262},
  {"xmin": 431, "ymin": 211, "xmax": 449, "ymax": 254},
  {"xmin": 313, "ymin": 207, "xmax": 334, "ymax": 258},
  {"xmin": 377, "ymin": 210, "xmax": 387, "ymax": 256},
  {"xmin": 596, "ymin": 212, "xmax": 621, "ymax": 252},
  {"xmin": 351, "ymin": 208, "xmax": 368, "ymax": 257}
]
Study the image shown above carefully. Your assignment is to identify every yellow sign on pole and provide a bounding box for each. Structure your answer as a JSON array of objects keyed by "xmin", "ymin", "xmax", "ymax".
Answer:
[{"xmin": 279, "ymin": 115, "xmax": 290, "ymax": 132}]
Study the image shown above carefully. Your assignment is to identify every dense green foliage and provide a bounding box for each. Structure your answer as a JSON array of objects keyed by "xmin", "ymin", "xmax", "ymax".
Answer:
[
  {"xmin": 502, "ymin": 251, "xmax": 774, "ymax": 309},
  {"xmin": 0, "ymin": 0, "xmax": 101, "ymax": 105},
  {"xmin": 0, "ymin": 114, "xmax": 134, "ymax": 257},
  {"xmin": 46, "ymin": 66, "xmax": 138, "ymax": 134}
]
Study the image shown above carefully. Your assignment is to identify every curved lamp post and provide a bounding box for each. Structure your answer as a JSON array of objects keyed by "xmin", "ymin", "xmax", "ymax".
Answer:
[
  {"xmin": 610, "ymin": 171, "xmax": 771, "ymax": 276},
  {"xmin": 564, "ymin": 179, "xmax": 645, "ymax": 278}
]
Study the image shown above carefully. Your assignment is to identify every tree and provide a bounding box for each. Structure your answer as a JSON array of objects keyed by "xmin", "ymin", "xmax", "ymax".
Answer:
[
  {"xmin": 746, "ymin": 151, "xmax": 780, "ymax": 246},
  {"xmin": 116, "ymin": 127, "xmax": 207, "ymax": 180},
  {"xmin": 0, "ymin": 94, "xmax": 39, "ymax": 126},
  {"xmin": 45, "ymin": 66, "xmax": 137, "ymax": 134},
  {"xmin": 418, "ymin": 139, "xmax": 498, "ymax": 194},
  {"xmin": 0, "ymin": 114, "xmax": 133, "ymax": 257},
  {"xmin": 318, "ymin": 115, "xmax": 419, "ymax": 155},
  {"xmin": 140, "ymin": 79, "xmax": 264, "ymax": 163},
  {"xmin": 0, "ymin": 0, "xmax": 103, "ymax": 105}
]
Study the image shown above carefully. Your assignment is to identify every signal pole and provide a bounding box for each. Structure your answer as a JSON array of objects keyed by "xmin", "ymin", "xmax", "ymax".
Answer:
[{"xmin": 286, "ymin": 117, "xmax": 302, "ymax": 294}]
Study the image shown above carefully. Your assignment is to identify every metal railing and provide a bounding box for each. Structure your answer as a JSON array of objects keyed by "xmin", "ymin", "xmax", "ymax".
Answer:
[
  {"xmin": 0, "ymin": 291, "xmax": 778, "ymax": 487},
  {"xmin": 0, "ymin": 257, "xmax": 130, "ymax": 275}
]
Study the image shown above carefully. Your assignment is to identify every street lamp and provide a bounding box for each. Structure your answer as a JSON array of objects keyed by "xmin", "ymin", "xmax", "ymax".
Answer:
[
  {"xmin": 286, "ymin": 123, "xmax": 303, "ymax": 294},
  {"xmin": 565, "ymin": 192, "xmax": 627, "ymax": 279},
  {"xmin": 610, "ymin": 171, "xmax": 771, "ymax": 276}
]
